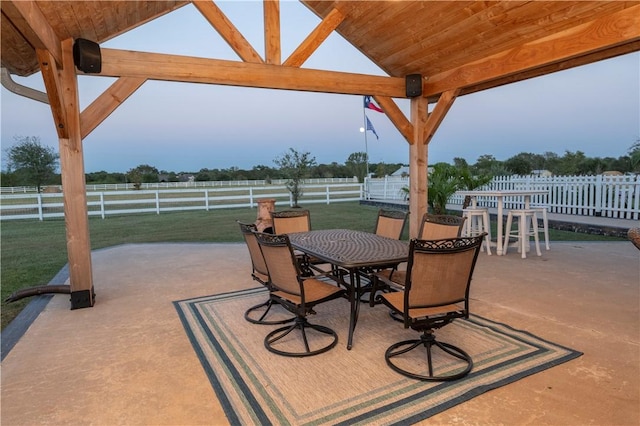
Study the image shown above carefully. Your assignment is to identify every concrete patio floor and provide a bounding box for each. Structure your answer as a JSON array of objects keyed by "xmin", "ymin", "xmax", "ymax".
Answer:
[{"xmin": 1, "ymin": 240, "xmax": 638, "ymax": 425}]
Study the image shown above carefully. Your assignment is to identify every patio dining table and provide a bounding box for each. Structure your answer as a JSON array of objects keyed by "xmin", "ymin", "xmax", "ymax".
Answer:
[
  {"xmin": 457, "ymin": 189, "xmax": 548, "ymax": 255},
  {"xmin": 288, "ymin": 229, "xmax": 408, "ymax": 350}
]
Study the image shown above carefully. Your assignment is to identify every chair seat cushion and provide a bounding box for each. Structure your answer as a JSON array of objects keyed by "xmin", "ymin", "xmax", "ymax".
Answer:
[
  {"xmin": 273, "ymin": 278, "xmax": 343, "ymax": 305},
  {"xmin": 381, "ymin": 291, "xmax": 463, "ymax": 319},
  {"xmin": 375, "ymin": 269, "xmax": 406, "ymax": 289}
]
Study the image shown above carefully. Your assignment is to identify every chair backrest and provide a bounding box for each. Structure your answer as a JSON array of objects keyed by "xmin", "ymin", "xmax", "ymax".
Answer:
[
  {"xmin": 237, "ymin": 221, "xmax": 268, "ymax": 283},
  {"xmin": 419, "ymin": 213, "xmax": 466, "ymax": 240},
  {"xmin": 374, "ymin": 209, "xmax": 408, "ymax": 240},
  {"xmin": 270, "ymin": 210, "xmax": 311, "ymax": 234},
  {"xmin": 254, "ymin": 232, "xmax": 303, "ymax": 297},
  {"xmin": 402, "ymin": 235, "xmax": 484, "ymax": 323}
]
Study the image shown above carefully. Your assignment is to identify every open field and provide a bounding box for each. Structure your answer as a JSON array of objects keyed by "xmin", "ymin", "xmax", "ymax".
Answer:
[{"xmin": 0, "ymin": 202, "xmax": 625, "ymax": 329}]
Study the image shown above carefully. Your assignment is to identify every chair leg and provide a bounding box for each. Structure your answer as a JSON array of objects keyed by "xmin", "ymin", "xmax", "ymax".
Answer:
[
  {"xmin": 519, "ymin": 213, "xmax": 527, "ymax": 258},
  {"xmin": 482, "ymin": 210, "xmax": 492, "ymax": 255},
  {"xmin": 385, "ymin": 331, "xmax": 473, "ymax": 381},
  {"xmin": 541, "ymin": 210, "xmax": 550, "ymax": 250},
  {"xmin": 264, "ymin": 317, "xmax": 338, "ymax": 357},
  {"xmin": 531, "ymin": 213, "xmax": 542, "ymax": 256},
  {"xmin": 245, "ymin": 298, "xmax": 295, "ymax": 325},
  {"xmin": 504, "ymin": 212, "xmax": 513, "ymax": 255}
]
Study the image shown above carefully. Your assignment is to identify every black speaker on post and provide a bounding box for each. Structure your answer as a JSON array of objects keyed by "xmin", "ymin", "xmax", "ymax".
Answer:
[
  {"xmin": 405, "ymin": 74, "xmax": 422, "ymax": 97},
  {"xmin": 73, "ymin": 38, "xmax": 101, "ymax": 73}
]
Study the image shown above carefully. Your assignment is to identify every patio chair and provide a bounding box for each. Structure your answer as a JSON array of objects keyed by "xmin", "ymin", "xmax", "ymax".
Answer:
[
  {"xmin": 270, "ymin": 209, "xmax": 327, "ymax": 275},
  {"xmin": 358, "ymin": 209, "xmax": 409, "ymax": 299},
  {"xmin": 369, "ymin": 213, "xmax": 467, "ymax": 306},
  {"xmin": 419, "ymin": 213, "xmax": 467, "ymax": 239},
  {"xmin": 374, "ymin": 235, "xmax": 485, "ymax": 381},
  {"xmin": 270, "ymin": 209, "xmax": 312, "ymax": 234},
  {"xmin": 374, "ymin": 209, "xmax": 408, "ymax": 240},
  {"xmin": 237, "ymin": 221, "xmax": 294, "ymax": 325},
  {"xmin": 254, "ymin": 232, "xmax": 346, "ymax": 357}
]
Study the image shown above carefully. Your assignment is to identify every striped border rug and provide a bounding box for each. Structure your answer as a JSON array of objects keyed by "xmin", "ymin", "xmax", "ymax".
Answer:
[{"xmin": 174, "ymin": 288, "xmax": 582, "ymax": 425}]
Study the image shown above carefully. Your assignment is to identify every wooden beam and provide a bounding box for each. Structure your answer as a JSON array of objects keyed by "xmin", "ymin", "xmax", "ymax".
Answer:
[
  {"xmin": 424, "ymin": 5, "xmax": 640, "ymax": 98},
  {"xmin": 58, "ymin": 38, "xmax": 94, "ymax": 309},
  {"xmin": 80, "ymin": 77, "xmax": 147, "ymax": 139},
  {"xmin": 408, "ymin": 97, "xmax": 429, "ymax": 239},
  {"xmin": 373, "ymin": 95, "xmax": 413, "ymax": 144},
  {"xmin": 264, "ymin": 0, "xmax": 281, "ymax": 65},
  {"xmin": 284, "ymin": 7, "xmax": 344, "ymax": 67},
  {"xmin": 36, "ymin": 49, "xmax": 67, "ymax": 139},
  {"xmin": 96, "ymin": 48, "xmax": 406, "ymax": 97},
  {"xmin": 422, "ymin": 89, "xmax": 460, "ymax": 145},
  {"xmin": 192, "ymin": 0, "xmax": 264, "ymax": 64},
  {"xmin": 7, "ymin": 0, "xmax": 63, "ymax": 68}
]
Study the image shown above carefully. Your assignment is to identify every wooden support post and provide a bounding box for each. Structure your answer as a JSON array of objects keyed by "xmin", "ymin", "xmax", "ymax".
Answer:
[
  {"xmin": 59, "ymin": 39, "xmax": 94, "ymax": 308},
  {"xmin": 408, "ymin": 97, "xmax": 429, "ymax": 239}
]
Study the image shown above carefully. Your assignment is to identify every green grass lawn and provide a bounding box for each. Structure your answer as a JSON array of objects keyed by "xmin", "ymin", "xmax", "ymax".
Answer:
[{"xmin": 0, "ymin": 202, "xmax": 625, "ymax": 329}]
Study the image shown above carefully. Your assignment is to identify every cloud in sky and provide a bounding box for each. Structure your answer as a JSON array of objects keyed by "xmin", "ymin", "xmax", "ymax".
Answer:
[{"xmin": 1, "ymin": 2, "xmax": 638, "ymax": 173}]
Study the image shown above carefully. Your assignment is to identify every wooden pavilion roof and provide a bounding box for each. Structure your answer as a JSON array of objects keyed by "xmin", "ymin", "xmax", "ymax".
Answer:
[
  {"xmin": 3, "ymin": 1, "xmax": 639, "ymax": 98},
  {"xmin": 1, "ymin": 0, "xmax": 638, "ymax": 308}
]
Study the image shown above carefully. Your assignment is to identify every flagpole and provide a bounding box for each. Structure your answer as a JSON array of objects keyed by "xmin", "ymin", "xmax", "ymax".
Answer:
[{"xmin": 362, "ymin": 108, "xmax": 370, "ymax": 178}]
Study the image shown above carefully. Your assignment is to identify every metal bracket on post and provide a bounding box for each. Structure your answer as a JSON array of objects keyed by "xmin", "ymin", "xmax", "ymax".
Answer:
[{"xmin": 70, "ymin": 287, "xmax": 95, "ymax": 309}]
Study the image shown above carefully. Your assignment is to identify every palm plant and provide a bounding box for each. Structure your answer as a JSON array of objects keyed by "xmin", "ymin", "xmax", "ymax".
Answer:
[
  {"xmin": 458, "ymin": 167, "xmax": 493, "ymax": 209},
  {"xmin": 428, "ymin": 163, "xmax": 460, "ymax": 215}
]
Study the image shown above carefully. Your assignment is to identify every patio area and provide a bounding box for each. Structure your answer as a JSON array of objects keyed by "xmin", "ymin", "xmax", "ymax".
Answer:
[{"xmin": 1, "ymin": 240, "xmax": 638, "ymax": 425}]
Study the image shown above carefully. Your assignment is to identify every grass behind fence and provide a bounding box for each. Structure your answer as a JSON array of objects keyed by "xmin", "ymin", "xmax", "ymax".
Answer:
[{"xmin": 0, "ymin": 202, "xmax": 626, "ymax": 330}]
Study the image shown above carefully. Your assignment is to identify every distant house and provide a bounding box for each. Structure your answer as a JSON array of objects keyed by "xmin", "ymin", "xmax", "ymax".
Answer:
[
  {"xmin": 531, "ymin": 170, "xmax": 553, "ymax": 177},
  {"xmin": 390, "ymin": 165, "xmax": 434, "ymax": 177},
  {"xmin": 391, "ymin": 166, "xmax": 410, "ymax": 177}
]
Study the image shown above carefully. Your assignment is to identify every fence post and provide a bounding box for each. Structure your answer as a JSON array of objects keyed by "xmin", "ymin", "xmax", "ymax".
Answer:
[
  {"xmin": 37, "ymin": 193, "xmax": 43, "ymax": 221},
  {"xmin": 594, "ymin": 175, "xmax": 602, "ymax": 216},
  {"xmin": 326, "ymin": 185, "xmax": 330, "ymax": 204},
  {"xmin": 156, "ymin": 191, "xmax": 160, "ymax": 215},
  {"xmin": 205, "ymin": 189, "xmax": 209, "ymax": 211},
  {"xmin": 100, "ymin": 193, "xmax": 105, "ymax": 219}
]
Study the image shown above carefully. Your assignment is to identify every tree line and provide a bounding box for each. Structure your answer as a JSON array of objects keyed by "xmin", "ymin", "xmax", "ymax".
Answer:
[{"xmin": 2, "ymin": 135, "xmax": 638, "ymax": 192}]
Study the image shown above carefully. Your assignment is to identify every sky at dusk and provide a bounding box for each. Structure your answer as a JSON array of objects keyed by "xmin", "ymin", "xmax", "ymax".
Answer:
[{"xmin": 1, "ymin": 1, "xmax": 639, "ymax": 174}]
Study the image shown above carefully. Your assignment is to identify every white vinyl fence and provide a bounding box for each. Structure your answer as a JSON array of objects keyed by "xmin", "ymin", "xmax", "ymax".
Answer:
[
  {"xmin": 366, "ymin": 174, "xmax": 640, "ymax": 220},
  {"xmin": 0, "ymin": 183, "xmax": 363, "ymax": 221}
]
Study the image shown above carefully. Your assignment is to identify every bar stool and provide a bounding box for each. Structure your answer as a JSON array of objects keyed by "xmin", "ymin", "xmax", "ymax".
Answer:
[
  {"xmin": 462, "ymin": 207, "xmax": 492, "ymax": 255},
  {"xmin": 504, "ymin": 209, "xmax": 541, "ymax": 258},
  {"xmin": 529, "ymin": 204, "xmax": 550, "ymax": 250}
]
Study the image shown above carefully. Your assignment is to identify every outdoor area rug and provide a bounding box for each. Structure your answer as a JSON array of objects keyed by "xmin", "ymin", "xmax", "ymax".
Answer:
[{"xmin": 174, "ymin": 287, "xmax": 582, "ymax": 425}]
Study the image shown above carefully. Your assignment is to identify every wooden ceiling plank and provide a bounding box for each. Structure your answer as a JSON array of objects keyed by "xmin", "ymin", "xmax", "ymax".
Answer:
[
  {"xmin": 80, "ymin": 77, "xmax": 147, "ymax": 139},
  {"xmin": 423, "ymin": 4, "xmax": 640, "ymax": 97},
  {"xmin": 8, "ymin": 0, "xmax": 63, "ymax": 67},
  {"xmin": 356, "ymin": 1, "xmax": 462, "ymax": 62},
  {"xmin": 0, "ymin": 13, "xmax": 38, "ymax": 75},
  {"xmin": 264, "ymin": 0, "xmax": 281, "ymax": 65},
  {"xmin": 382, "ymin": 2, "xmax": 626, "ymax": 76},
  {"xmin": 192, "ymin": 0, "xmax": 264, "ymax": 64},
  {"xmin": 284, "ymin": 7, "xmax": 344, "ymax": 68},
  {"xmin": 96, "ymin": 47, "xmax": 406, "ymax": 97},
  {"xmin": 461, "ymin": 39, "xmax": 640, "ymax": 96}
]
